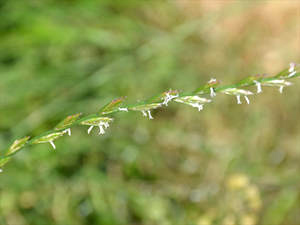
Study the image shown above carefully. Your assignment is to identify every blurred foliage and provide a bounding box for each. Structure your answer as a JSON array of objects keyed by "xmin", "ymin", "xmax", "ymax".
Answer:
[{"xmin": 0, "ymin": 0, "xmax": 300, "ymax": 224}]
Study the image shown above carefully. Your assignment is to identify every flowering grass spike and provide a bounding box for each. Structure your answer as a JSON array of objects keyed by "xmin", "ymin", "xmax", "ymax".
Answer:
[{"xmin": 0, "ymin": 63, "xmax": 299, "ymax": 172}]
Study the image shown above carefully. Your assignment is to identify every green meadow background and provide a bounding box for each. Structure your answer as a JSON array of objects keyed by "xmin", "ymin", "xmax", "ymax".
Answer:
[{"xmin": 0, "ymin": 1, "xmax": 300, "ymax": 224}]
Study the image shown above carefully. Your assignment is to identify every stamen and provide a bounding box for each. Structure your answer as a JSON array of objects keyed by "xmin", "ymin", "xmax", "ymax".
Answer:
[
  {"xmin": 103, "ymin": 122, "xmax": 109, "ymax": 129},
  {"xmin": 288, "ymin": 71, "xmax": 296, "ymax": 78},
  {"xmin": 163, "ymin": 92, "xmax": 178, "ymax": 106},
  {"xmin": 254, "ymin": 81, "xmax": 262, "ymax": 93},
  {"xmin": 87, "ymin": 126, "xmax": 94, "ymax": 134},
  {"xmin": 147, "ymin": 110, "xmax": 153, "ymax": 119},
  {"xmin": 236, "ymin": 95, "xmax": 242, "ymax": 104},
  {"xmin": 210, "ymin": 87, "xmax": 216, "ymax": 97},
  {"xmin": 279, "ymin": 86, "xmax": 284, "ymax": 93},
  {"xmin": 244, "ymin": 96, "xmax": 250, "ymax": 104},
  {"xmin": 98, "ymin": 125, "xmax": 105, "ymax": 135},
  {"xmin": 191, "ymin": 103, "xmax": 203, "ymax": 111},
  {"xmin": 142, "ymin": 110, "xmax": 147, "ymax": 117},
  {"xmin": 289, "ymin": 62, "xmax": 295, "ymax": 73},
  {"xmin": 65, "ymin": 128, "xmax": 71, "ymax": 136},
  {"xmin": 49, "ymin": 140, "xmax": 56, "ymax": 150}
]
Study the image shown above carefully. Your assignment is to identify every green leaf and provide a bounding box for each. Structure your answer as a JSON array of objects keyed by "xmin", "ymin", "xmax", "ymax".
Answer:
[
  {"xmin": 55, "ymin": 113, "xmax": 82, "ymax": 130},
  {"xmin": 98, "ymin": 97, "xmax": 125, "ymax": 115},
  {"xmin": 6, "ymin": 136, "xmax": 30, "ymax": 156}
]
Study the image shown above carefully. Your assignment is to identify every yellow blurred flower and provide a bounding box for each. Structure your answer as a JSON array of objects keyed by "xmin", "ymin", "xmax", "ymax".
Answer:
[{"xmin": 226, "ymin": 174, "xmax": 249, "ymax": 190}]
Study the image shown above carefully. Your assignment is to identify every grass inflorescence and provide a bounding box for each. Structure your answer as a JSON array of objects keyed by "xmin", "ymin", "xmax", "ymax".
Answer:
[{"xmin": 0, "ymin": 63, "xmax": 299, "ymax": 172}]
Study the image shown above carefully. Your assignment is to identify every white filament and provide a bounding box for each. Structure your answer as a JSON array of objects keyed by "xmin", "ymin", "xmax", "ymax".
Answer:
[
  {"xmin": 102, "ymin": 122, "xmax": 109, "ymax": 129},
  {"xmin": 98, "ymin": 125, "xmax": 105, "ymax": 135},
  {"xmin": 147, "ymin": 110, "xmax": 153, "ymax": 119},
  {"xmin": 141, "ymin": 110, "xmax": 147, "ymax": 117},
  {"xmin": 244, "ymin": 96, "xmax": 250, "ymax": 104},
  {"xmin": 190, "ymin": 102, "xmax": 203, "ymax": 111},
  {"xmin": 163, "ymin": 93, "xmax": 178, "ymax": 106},
  {"xmin": 279, "ymin": 86, "xmax": 284, "ymax": 93},
  {"xmin": 236, "ymin": 95, "xmax": 242, "ymax": 104},
  {"xmin": 49, "ymin": 140, "xmax": 56, "ymax": 150},
  {"xmin": 64, "ymin": 128, "xmax": 71, "ymax": 136},
  {"xmin": 87, "ymin": 126, "xmax": 94, "ymax": 134},
  {"xmin": 288, "ymin": 71, "xmax": 296, "ymax": 78},
  {"xmin": 254, "ymin": 81, "xmax": 262, "ymax": 93},
  {"xmin": 210, "ymin": 87, "xmax": 216, "ymax": 98}
]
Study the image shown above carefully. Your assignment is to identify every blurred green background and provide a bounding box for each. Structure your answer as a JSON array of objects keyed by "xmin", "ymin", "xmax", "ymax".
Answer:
[{"xmin": 1, "ymin": 0, "xmax": 300, "ymax": 224}]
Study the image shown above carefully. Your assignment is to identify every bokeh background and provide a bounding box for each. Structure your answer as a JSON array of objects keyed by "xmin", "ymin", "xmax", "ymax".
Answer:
[{"xmin": 1, "ymin": 0, "xmax": 300, "ymax": 224}]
